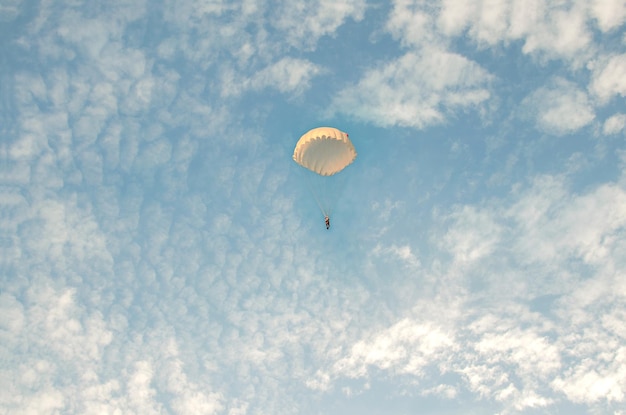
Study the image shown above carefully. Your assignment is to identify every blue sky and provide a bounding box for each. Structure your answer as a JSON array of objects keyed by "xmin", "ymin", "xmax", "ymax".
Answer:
[{"xmin": 2, "ymin": 0, "xmax": 626, "ymax": 414}]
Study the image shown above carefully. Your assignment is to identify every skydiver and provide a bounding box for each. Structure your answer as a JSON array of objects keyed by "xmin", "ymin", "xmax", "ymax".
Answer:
[{"xmin": 325, "ymin": 215, "xmax": 330, "ymax": 230}]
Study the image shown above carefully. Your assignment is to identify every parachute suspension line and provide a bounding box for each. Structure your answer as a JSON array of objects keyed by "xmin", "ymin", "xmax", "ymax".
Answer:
[
  {"xmin": 324, "ymin": 174, "xmax": 332, "ymax": 218},
  {"xmin": 304, "ymin": 172, "xmax": 328, "ymax": 217}
]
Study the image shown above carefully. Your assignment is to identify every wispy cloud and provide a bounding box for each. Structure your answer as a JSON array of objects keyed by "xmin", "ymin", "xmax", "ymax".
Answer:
[
  {"xmin": 331, "ymin": 49, "xmax": 492, "ymax": 128},
  {"xmin": 590, "ymin": 54, "xmax": 626, "ymax": 104},
  {"xmin": 522, "ymin": 78, "xmax": 595, "ymax": 135},
  {"xmin": 603, "ymin": 113, "xmax": 626, "ymax": 135}
]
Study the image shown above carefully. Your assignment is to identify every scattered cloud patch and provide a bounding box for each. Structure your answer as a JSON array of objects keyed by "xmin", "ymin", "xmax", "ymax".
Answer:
[
  {"xmin": 507, "ymin": 175, "xmax": 626, "ymax": 267},
  {"xmin": 590, "ymin": 54, "xmax": 626, "ymax": 104},
  {"xmin": 0, "ymin": 0, "xmax": 21, "ymax": 22},
  {"xmin": 372, "ymin": 243, "xmax": 421, "ymax": 269},
  {"xmin": 523, "ymin": 78, "xmax": 595, "ymax": 135},
  {"xmin": 250, "ymin": 58, "xmax": 324, "ymax": 95},
  {"xmin": 603, "ymin": 113, "xmax": 626, "ymax": 135},
  {"xmin": 331, "ymin": 48, "xmax": 492, "ymax": 128},
  {"xmin": 438, "ymin": 0, "xmax": 511, "ymax": 44},
  {"xmin": 313, "ymin": 318, "xmax": 455, "ymax": 388},
  {"xmin": 440, "ymin": 205, "xmax": 503, "ymax": 264},
  {"xmin": 385, "ymin": 0, "xmax": 440, "ymax": 48},
  {"xmin": 387, "ymin": 0, "xmax": 611, "ymax": 65},
  {"xmin": 591, "ymin": 0, "xmax": 626, "ymax": 32},
  {"xmin": 269, "ymin": 0, "xmax": 367, "ymax": 49}
]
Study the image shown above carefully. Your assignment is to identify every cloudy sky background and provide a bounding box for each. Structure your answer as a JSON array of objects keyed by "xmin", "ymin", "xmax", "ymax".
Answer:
[{"xmin": 2, "ymin": 0, "xmax": 626, "ymax": 414}]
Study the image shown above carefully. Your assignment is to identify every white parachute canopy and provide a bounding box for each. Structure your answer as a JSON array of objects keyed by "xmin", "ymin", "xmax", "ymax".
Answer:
[
  {"xmin": 293, "ymin": 127, "xmax": 357, "ymax": 218},
  {"xmin": 293, "ymin": 127, "xmax": 357, "ymax": 176}
]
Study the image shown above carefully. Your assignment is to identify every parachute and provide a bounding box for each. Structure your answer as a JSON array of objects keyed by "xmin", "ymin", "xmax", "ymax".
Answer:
[
  {"xmin": 293, "ymin": 127, "xmax": 357, "ymax": 220},
  {"xmin": 293, "ymin": 127, "xmax": 356, "ymax": 176}
]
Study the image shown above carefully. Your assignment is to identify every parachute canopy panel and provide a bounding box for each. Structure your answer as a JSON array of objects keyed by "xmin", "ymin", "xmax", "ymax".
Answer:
[{"xmin": 293, "ymin": 127, "xmax": 357, "ymax": 176}]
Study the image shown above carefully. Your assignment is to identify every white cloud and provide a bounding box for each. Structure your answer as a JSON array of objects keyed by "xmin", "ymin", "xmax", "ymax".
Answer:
[
  {"xmin": 603, "ymin": 113, "xmax": 626, "ymax": 135},
  {"xmin": 0, "ymin": 0, "xmax": 21, "ymax": 22},
  {"xmin": 371, "ymin": 198, "xmax": 404, "ymax": 221},
  {"xmin": 270, "ymin": 0, "xmax": 367, "ymax": 49},
  {"xmin": 331, "ymin": 48, "xmax": 492, "ymax": 128},
  {"xmin": 523, "ymin": 4, "xmax": 592, "ymax": 61},
  {"xmin": 590, "ymin": 54, "xmax": 626, "ymax": 104},
  {"xmin": 591, "ymin": 0, "xmax": 626, "ymax": 32},
  {"xmin": 253, "ymin": 58, "xmax": 322, "ymax": 94},
  {"xmin": 439, "ymin": 0, "xmax": 511, "ymax": 45},
  {"xmin": 156, "ymin": 340, "xmax": 225, "ymax": 415},
  {"xmin": 312, "ymin": 318, "xmax": 455, "ymax": 388},
  {"xmin": 507, "ymin": 175, "xmax": 626, "ymax": 267},
  {"xmin": 421, "ymin": 383, "xmax": 459, "ymax": 399},
  {"xmin": 372, "ymin": 243, "xmax": 421, "ymax": 269},
  {"xmin": 523, "ymin": 78, "xmax": 595, "ymax": 135},
  {"xmin": 1, "ymin": 285, "xmax": 115, "ymax": 413},
  {"xmin": 472, "ymin": 327, "xmax": 561, "ymax": 379},
  {"xmin": 309, "ymin": 305, "xmax": 563, "ymax": 411},
  {"xmin": 551, "ymin": 329, "xmax": 626, "ymax": 404},
  {"xmin": 440, "ymin": 205, "xmax": 503, "ymax": 264},
  {"xmin": 386, "ymin": 0, "xmax": 440, "ymax": 47},
  {"xmin": 393, "ymin": 0, "xmax": 598, "ymax": 63}
]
